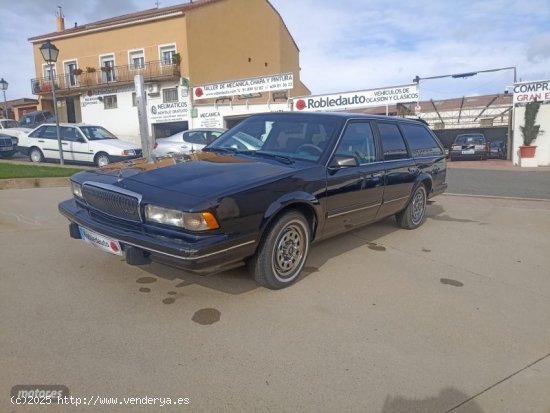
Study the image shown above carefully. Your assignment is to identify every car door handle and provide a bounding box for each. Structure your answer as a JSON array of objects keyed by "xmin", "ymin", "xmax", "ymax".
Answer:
[
  {"xmin": 370, "ymin": 172, "xmax": 384, "ymax": 178},
  {"xmin": 62, "ymin": 142, "xmax": 69, "ymax": 146},
  {"xmin": 38, "ymin": 140, "xmax": 45, "ymax": 143}
]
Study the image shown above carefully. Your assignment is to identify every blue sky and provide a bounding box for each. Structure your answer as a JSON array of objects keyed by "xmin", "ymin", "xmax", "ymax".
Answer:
[{"xmin": 1, "ymin": 0, "xmax": 549, "ymax": 102}]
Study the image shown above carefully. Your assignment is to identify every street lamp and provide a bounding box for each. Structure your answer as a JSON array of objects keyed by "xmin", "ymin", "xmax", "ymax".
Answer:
[
  {"xmin": 39, "ymin": 40, "xmax": 64, "ymax": 165},
  {"xmin": 0, "ymin": 78, "xmax": 8, "ymax": 119}
]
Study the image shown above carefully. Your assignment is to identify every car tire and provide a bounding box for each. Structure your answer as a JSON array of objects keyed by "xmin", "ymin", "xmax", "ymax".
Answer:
[
  {"xmin": 29, "ymin": 147, "xmax": 44, "ymax": 163},
  {"xmin": 249, "ymin": 210, "xmax": 310, "ymax": 289},
  {"xmin": 95, "ymin": 152, "xmax": 110, "ymax": 167},
  {"xmin": 396, "ymin": 184, "xmax": 428, "ymax": 230}
]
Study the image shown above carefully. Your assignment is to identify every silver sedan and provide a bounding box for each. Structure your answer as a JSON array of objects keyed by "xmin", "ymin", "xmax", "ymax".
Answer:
[{"xmin": 153, "ymin": 128, "xmax": 226, "ymax": 157}]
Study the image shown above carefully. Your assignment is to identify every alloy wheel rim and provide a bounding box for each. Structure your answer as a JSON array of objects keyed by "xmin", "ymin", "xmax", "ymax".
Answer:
[
  {"xmin": 98, "ymin": 156, "xmax": 109, "ymax": 167},
  {"xmin": 31, "ymin": 151, "xmax": 40, "ymax": 162}
]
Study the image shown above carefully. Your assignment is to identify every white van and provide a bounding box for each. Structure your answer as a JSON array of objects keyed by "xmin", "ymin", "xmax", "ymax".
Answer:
[{"xmin": 19, "ymin": 123, "xmax": 142, "ymax": 167}]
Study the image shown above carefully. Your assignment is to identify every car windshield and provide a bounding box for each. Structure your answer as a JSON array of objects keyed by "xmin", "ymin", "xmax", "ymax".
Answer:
[
  {"xmin": 1, "ymin": 120, "xmax": 19, "ymax": 128},
  {"xmin": 455, "ymin": 135, "xmax": 485, "ymax": 144},
  {"xmin": 79, "ymin": 126, "xmax": 117, "ymax": 140},
  {"xmin": 207, "ymin": 114, "xmax": 342, "ymax": 163}
]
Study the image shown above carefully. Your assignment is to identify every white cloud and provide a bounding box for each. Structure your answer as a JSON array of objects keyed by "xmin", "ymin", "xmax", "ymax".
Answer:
[{"xmin": 1, "ymin": 0, "xmax": 549, "ymax": 101}]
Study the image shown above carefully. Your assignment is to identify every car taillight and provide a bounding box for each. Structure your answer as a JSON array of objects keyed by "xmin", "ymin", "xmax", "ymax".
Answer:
[{"xmin": 475, "ymin": 144, "xmax": 485, "ymax": 150}]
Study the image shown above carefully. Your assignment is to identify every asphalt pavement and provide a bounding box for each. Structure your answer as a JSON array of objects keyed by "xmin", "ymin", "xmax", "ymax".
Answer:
[{"xmin": 1, "ymin": 187, "xmax": 549, "ymax": 412}]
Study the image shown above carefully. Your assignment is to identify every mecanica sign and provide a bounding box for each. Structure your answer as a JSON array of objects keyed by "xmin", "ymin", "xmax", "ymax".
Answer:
[
  {"xmin": 292, "ymin": 84, "xmax": 419, "ymax": 111},
  {"xmin": 193, "ymin": 73, "xmax": 294, "ymax": 100}
]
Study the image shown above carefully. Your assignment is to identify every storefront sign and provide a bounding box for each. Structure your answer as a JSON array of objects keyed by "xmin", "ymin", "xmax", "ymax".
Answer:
[
  {"xmin": 193, "ymin": 73, "xmax": 294, "ymax": 100},
  {"xmin": 197, "ymin": 110, "xmax": 223, "ymax": 128},
  {"xmin": 292, "ymin": 84, "xmax": 419, "ymax": 111},
  {"xmin": 513, "ymin": 80, "xmax": 550, "ymax": 104},
  {"xmin": 149, "ymin": 101, "xmax": 189, "ymax": 123}
]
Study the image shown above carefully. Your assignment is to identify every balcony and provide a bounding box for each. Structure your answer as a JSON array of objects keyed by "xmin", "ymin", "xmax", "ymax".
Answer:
[{"xmin": 31, "ymin": 60, "xmax": 181, "ymax": 96}]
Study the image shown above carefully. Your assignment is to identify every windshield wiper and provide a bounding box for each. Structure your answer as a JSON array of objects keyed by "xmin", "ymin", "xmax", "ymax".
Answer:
[
  {"xmin": 239, "ymin": 150, "xmax": 294, "ymax": 165},
  {"xmin": 203, "ymin": 147, "xmax": 238, "ymax": 154}
]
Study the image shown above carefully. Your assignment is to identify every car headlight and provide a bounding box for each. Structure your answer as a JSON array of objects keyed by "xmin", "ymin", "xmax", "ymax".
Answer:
[
  {"xmin": 11, "ymin": 137, "xmax": 18, "ymax": 145},
  {"xmin": 71, "ymin": 181, "xmax": 83, "ymax": 199},
  {"xmin": 122, "ymin": 149, "xmax": 136, "ymax": 156},
  {"xmin": 144, "ymin": 205, "xmax": 219, "ymax": 231}
]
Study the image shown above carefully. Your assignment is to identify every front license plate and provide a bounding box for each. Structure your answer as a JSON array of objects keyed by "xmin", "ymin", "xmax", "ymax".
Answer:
[
  {"xmin": 461, "ymin": 149, "xmax": 475, "ymax": 155},
  {"xmin": 0, "ymin": 146, "xmax": 13, "ymax": 151},
  {"xmin": 79, "ymin": 226, "xmax": 123, "ymax": 256}
]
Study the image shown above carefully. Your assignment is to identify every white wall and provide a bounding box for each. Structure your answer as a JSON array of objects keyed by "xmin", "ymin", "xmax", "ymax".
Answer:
[
  {"xmin": 81, "ymin": 88, "xmax": 140, "ymax": 145},
  {"xmin": 512, "ymin": 103, "xmax": 550, "ymax": 166}
]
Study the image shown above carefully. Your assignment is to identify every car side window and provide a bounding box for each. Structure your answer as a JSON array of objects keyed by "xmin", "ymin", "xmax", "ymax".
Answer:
[
  {"xmin": 28, "ymin": 126, "xmax": 45, "ymax": 138},
  {"xmin": 184, "ymin": 132, "xmax": 207, "ymax": 145},
  {"xmin": 334, "ymin": 122, "xmax": 376, "ymax": 164},
  {"xmin": 377, "ymin": 122, "xmax": 409, "ymax": 160},
  {"xmin": 61, "ymin": 127, "xmax": 79, "ymax": 142},
  {"xmin": 42, "ymin": 126, "xmax": 58, "ymax": 140},
  {"xmin": 400, "ymin": 124, "xmax": 443, "ymax": 157}
]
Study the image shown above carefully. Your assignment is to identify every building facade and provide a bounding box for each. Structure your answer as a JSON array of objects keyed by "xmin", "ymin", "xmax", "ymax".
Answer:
[{"xmin": 28, "ymin": 0, "xmax": 309, "ymax": 143}]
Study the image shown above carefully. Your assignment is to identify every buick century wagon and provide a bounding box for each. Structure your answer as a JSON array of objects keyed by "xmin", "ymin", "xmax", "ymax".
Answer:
[{"xmin": 59, "ymin": 112, "xmax": 447, "ymax": 289}]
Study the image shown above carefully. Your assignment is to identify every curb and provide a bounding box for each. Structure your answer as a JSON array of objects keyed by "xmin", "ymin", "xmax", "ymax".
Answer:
[{"xmin": 0, "ymin": 177, "xmax": 70, "ymax": 190}]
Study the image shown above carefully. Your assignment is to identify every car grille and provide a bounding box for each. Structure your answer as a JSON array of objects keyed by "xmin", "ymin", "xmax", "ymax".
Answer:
[
  {"xmin": 135, "ymin": 149, "xmax": 143, "ymax": 157},
  {"xmin": 82, "ymin": 183, "xmax": 141, "ymax": 222},
  {"xmin": 0, "ymin": 137, "xmax": 13, "ymax": 147}
]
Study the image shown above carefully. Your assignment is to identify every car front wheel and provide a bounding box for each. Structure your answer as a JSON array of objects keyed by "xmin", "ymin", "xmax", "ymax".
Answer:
[
  {"xmin": 29, "ymin": 147, "xmax": 44, "ymax": 163},
  {"xmin": 249, "ymin": 211, "xmax": 310, "ymax": 289},
  {"xmin": 396, "ymin": 184, "xmax": 427, "ymax": 229},
  {"xmin": 95, "ymin": 152, "xmax": 110, "ymax": 167}
]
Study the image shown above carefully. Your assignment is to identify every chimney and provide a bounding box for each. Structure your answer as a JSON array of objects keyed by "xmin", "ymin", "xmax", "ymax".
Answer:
[{"xmin": 56, "ymin": 6, "xmax": 65, "ymax": 32}]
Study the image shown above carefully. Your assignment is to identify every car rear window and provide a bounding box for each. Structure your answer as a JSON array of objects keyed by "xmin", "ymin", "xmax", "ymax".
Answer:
[
  {"xmin": 377, "ymin": 122, "xmax": 408, "ymax": 160},
  {"xmin": 454, "ymin": 135, "xmax": 485, "ymax": 145},
  {"xmin": 400, "ymin": 124, "xmax": 443, "ymax": 157}
]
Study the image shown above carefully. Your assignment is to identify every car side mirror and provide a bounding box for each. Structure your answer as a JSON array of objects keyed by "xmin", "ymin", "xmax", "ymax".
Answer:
[
  {"xmin": 77, "ymin": 137, "xmax": 86, "ymax": 143},
  {"xmin": 329, "ymin": 155, "xmax": 359, "ymax": 168}
]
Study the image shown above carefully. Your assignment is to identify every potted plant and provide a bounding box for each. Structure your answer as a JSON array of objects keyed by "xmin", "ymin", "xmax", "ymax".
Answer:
[
  {"xmin": 519, "ymin": 99, "xmax": 543, "ymax": 158},
  {"xmin": 172, "ymin": 53, "xmax": 181, "ymax": 76},
  {"xmin": 73, "ymin": 68, "xmax": 83, "ymax": 76},
  {"xmin": 86, "ymin": 66, "xmax": 96, "ymax": 73},
  {"xmin": 101, "ymin": 66, "xmax": 112, "ymax": 73}
]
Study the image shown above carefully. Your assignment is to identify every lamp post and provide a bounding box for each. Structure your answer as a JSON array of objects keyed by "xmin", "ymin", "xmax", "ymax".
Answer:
[
  {"xmin": 0, "ymin": 78, "xmax": 8, "ymax": 119},
  {"xmin": 39, "ymin": 40, "xmax": 64, "ymax": 165}
]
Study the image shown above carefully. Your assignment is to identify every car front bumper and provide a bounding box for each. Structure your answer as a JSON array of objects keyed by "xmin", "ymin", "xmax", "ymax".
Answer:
[{"xmin": 58, "ymin": 199, "xmax": 257, "ymax": 274}]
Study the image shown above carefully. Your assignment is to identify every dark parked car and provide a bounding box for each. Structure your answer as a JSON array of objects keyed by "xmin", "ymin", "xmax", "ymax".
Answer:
[
  {"xmin": 19, "ymin": 111, "xmax": 55, "ymax": 129},
  {"xmin": 449, "ymin": 133, "xmax": 489, "ymax": 161},
  {"xmin": 489, "ymin": 139, "xmax": 507, "ymax": 159},
  {"xmin": 0, "ymin": 133, "xmax": 17, "ymax": 158},
  {"xmin": 59, "ymin": 112, "xmax": 447, "ymax": 289}
]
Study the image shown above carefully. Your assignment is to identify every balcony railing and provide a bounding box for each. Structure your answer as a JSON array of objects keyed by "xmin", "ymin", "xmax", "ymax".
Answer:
[{"xmin": 31, "ymin": 60, "xmax": 181, "ymax": 95}]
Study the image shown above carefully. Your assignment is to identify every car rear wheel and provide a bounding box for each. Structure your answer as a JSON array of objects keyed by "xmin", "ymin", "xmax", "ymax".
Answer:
[
  {"xmin": 249, "ymin": 210, "xmax": 310, "ymax": 289},
  {"xmin": 396, "ymin": 184, "xmax": 427, "ymax": 229},
  {"xmin": 29, "ymin": 147, "xmax": 44, "ymax": 163},
  {"xmin": 95, "ymin": 152, "xmax": 110, "ymax": 167}
]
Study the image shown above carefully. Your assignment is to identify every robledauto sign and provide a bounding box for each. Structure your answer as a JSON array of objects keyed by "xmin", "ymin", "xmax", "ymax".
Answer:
[{"xmin": 292, "ymin": 84, "xmax": 419, "ymax": 112}]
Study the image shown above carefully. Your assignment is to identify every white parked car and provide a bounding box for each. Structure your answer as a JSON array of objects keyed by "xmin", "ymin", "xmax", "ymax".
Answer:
[
  {"xmin": 153, "ymin": 128, "xmax": 226, "ymax": 157},
  {"xmin": 0, "ymin": 118, "xmax": 32, "ymax": 157},
  {"xmin": 19, "ymin": 123, "xmax": 142, "ymax": 167}
]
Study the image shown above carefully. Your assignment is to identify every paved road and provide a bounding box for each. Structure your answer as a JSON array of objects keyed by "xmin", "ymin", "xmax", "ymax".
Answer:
[
  {"xmin": 1, "ymin": 188, "xmax": 550, "ymax": 412},
  {"xmin": 446, "ymin": 168, "xmax": 550, "ymax": 200}
]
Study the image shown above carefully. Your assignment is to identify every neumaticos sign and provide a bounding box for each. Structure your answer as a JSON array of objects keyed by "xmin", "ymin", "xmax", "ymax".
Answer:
[
  {"xmin": 513, "ymin": 80, "xmax": 550, "ymax": 104},
  {"xmin": 193, "ymin": 73, "xmax": 293, "ymax": 100},
  {"xmin": 293, "ymin": 84, "xmax": 419, "ymax": 111}
]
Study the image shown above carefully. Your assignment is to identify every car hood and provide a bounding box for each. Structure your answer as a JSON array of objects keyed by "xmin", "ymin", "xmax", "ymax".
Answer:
[
  {"xmin": 91, "ymin": 139, "xmax": 140, "ymax": 150},
  {"xmin": 91, "ymin": 152, "xmax": 298, "ymax": 198}
]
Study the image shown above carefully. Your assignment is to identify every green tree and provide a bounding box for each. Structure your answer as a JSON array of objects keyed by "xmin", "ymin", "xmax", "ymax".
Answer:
[{"xmin": 520, "ymin": 99, "xmax": 542, "ymax": 146}]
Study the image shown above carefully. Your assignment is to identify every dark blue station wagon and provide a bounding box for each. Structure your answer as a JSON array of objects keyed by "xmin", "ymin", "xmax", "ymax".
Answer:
[{"xmin": 59, "ymin": 112, "xmax": 447, "ymax": 289}]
